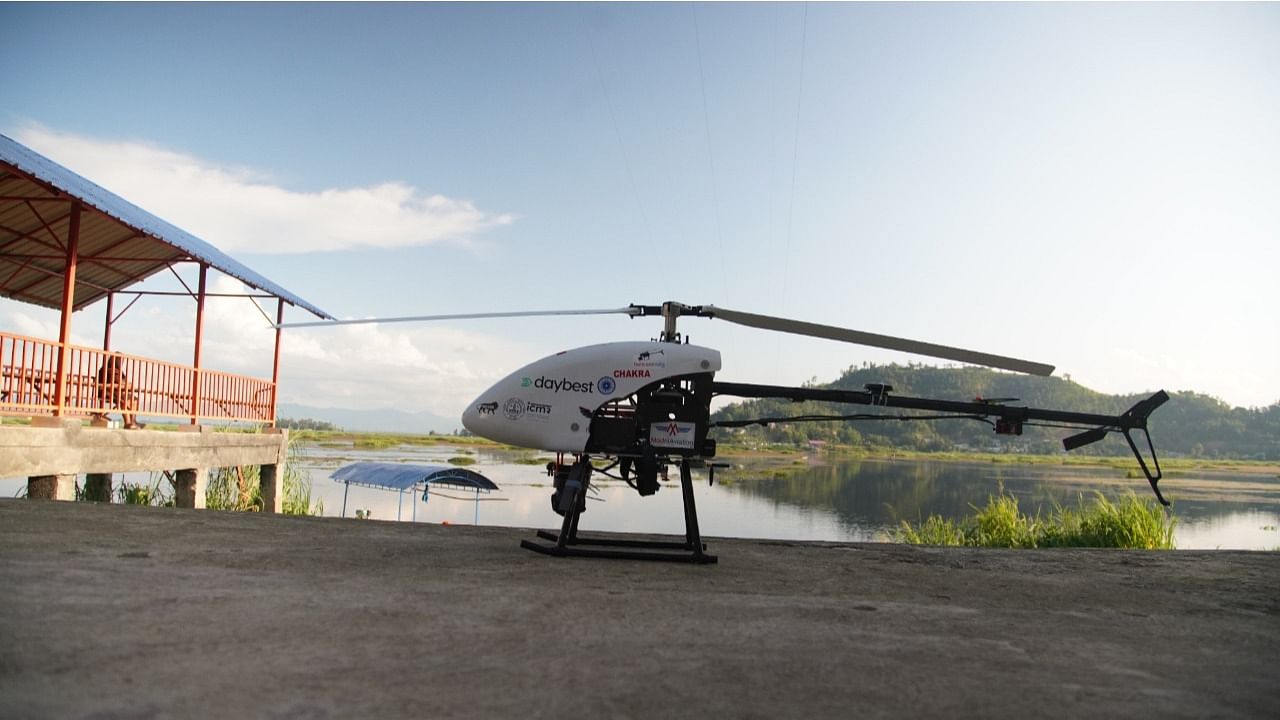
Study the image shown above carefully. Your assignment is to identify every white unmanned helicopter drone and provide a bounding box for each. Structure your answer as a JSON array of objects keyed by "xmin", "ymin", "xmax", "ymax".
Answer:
[{"xmin": 282, "ymin": 302, "xmax": 1168, "ymax": 563}]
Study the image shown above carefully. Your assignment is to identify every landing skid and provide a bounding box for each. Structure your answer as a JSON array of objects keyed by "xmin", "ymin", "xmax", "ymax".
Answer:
[{"xmin": 520, "ymin": 459, "xmax": 718, "ymax": 564}]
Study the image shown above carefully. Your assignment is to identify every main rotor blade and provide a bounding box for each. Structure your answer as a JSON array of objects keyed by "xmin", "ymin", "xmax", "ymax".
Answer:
[
  {"xmin": 703, "ymin": 305, "xmax": 1055, "ymax": 376},
  {"xmin": 275, "ymin": 307, "xmax": 637, "ymax": 330}
]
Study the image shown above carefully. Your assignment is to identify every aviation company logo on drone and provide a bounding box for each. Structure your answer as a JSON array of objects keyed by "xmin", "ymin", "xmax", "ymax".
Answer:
[
  {"xmin": 649, "ymin": 420, "xmax": 696, "ymax": 449},
  {"xmin": 521, "ymin": 376, "xmax": 599, "ymax": 394}
]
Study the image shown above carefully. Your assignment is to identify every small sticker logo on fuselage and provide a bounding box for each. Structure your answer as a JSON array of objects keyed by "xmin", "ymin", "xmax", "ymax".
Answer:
[
  {"xmin": 650, "ymin": 421, "xmax": 696, "ymax": 449},
  {"xmin": 612, "ymin": 369, "xmax": 651, "ymax": 378},
  {"xmin": 525, "ymin": 401, "xmax": 552, "ymax": 421},
  {"xmin": 503, "ymin": 398, "xmax": 526, "ymax": 420},
  {"xmin": 635, "ymin": 349, "xmax": 666, "ymax": 368}
]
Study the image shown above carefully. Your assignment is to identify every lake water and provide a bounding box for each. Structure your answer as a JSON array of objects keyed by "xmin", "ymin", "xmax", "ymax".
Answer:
[
  {"xmin": 5, "ymin": 443, "xmax": 1277, "ymax": 550},
  {"xmin": 289, "ymin": 443, "xmax": 1280, "ymax": 550}
]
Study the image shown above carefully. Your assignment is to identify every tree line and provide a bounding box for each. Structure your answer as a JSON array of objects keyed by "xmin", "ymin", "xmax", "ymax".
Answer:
[{"xmin": 710, "ymin": 363, "xmax": 1280, "ymax": 460}]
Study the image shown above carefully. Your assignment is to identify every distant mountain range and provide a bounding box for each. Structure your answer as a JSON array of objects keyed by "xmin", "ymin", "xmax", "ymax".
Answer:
[{"xmin": 277, "ymin": 402, "xmax": 460, "ymax": 435}]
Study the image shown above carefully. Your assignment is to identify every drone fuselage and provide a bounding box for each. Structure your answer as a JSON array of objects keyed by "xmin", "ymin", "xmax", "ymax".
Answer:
[{"xmin": 461, "ymin": 341, "xmax": 722, "ymax": 455}]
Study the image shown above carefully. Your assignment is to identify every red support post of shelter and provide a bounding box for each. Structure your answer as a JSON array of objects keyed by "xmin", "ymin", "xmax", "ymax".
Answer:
[
  {"xmin": 270, "ymin": 298, "xmax": 284, "ymax": 427},
  {"xmin": 102, "ymin": 291, "xmax": 113, "ymax": 352},
  {"xmin": 53, "ymin": 201, "xmax": 81, "ymax": 418},
  {"xmin": 190, "ymin": 263, "xmax": 207, "ymax": 425}
]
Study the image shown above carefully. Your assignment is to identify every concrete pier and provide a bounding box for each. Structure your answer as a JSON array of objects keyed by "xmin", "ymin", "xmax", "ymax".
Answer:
[
  {"xmin": 25, "ymin": 473, "xmax": 75, "ymax": 500},
  {"xmin": 0, "ymin": 420, "xmax": 287, "ymax": 510},
  {"xmin": 83, "ymin": 472, "xmax": 112, "ymax": 502},
  {"xmin": 172, "ymin": 467, "xmax": 207, "ymax": 509},
  {"xmin": 1, "ymin": 499, "xmax": 1276, "ymax": 719},
  {"xmin": 260, "ymin": 462, "xmax": 281, "ymax": 513}
]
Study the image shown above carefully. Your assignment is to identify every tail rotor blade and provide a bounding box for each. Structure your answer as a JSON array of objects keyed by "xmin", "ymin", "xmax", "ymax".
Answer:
[{"xmin": 703, "ymin": 305, "xmax": 1055, "ymax": 376}]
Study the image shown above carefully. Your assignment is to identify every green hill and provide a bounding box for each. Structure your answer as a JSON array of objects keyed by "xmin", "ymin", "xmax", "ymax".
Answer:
[{"xmin": 710, "ymin": 363, "xmax": 1280, "ymax": 460}]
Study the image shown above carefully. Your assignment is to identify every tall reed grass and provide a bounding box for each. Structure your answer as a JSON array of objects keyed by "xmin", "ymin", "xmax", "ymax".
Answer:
[
  {"xmin": 895, "ymin": 490, "xmax": 1176, "ymax": 549},
  {"xmin": 114, "ymin": 433, "xmax": 323, "ymax": 515},
  {"xmin": 205, "ymin": 435, "xmax": 323, "ymax": 515}
]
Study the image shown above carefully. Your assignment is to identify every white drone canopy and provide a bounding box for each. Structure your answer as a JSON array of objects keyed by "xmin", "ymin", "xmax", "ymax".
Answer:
[{"xmin": 277, "ymin": 301, "xmax": 1054, "ymax": 377}]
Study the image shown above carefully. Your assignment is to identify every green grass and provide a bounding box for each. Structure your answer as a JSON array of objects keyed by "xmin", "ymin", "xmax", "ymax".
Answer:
[
  {"xmin": 895, "ymin": 490, "xmax": 1176, "ymax": 549},
  {"xmin": 352, "ymin": 436, "xmax": 401, "ymax": 450},
  {"xmin": 447, "ymin": 456, "xmax": 477, "ymax": 466},
  {"xmin": 513, "ymin": 455, "xmax": 553, "ymax": 466},
  {"xmin": 206, "ymin": 466, "xmax": 263, "ymax": 512},
  {"xmin": 290, "ymin": 429, "xmax": 501, "ymax": 449},
  {"xmin": 117, "ymin": 475, "xmax": 171, "ymax": 507},
  {"xmin": 204, "ymin": 434, "xmax": 324, "ymax": 515}
]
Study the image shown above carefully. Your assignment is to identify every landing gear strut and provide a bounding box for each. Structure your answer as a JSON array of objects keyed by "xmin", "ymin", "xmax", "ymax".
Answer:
[{"xmin": 520, "ymin": 457, "xmax": 718, "ymax": 564}]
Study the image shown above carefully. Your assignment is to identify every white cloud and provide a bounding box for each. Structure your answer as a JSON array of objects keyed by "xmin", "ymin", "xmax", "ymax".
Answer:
[
  {"xmin": 12, "ymin": 125, "xmax": 514, "ymax": 254},
  {"xmin": 1, "ymin": 125, "xmax": 533, "ymax": 421},
  {"xmin": 0, "ymin": 275, "xmax": 533, "ymax": 422}
]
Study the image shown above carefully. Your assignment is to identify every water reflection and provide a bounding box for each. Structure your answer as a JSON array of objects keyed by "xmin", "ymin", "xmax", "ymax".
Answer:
[
  {"xmin": 716, "ymin": 459, "xmax": 1280, "ymax": 550},
  {"xmin": 4, "ymin": 444, "xmax": 1276, "ymax": 550},
  {"xmin": 294, "ymin": 447, "xmax": 1278, "ymax": 550}
]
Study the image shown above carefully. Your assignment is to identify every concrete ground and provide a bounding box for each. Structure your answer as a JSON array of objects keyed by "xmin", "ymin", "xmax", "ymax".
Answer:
[{"xmin": 1, "ymin": 499, "xmax": 1277, "ymax": 720}]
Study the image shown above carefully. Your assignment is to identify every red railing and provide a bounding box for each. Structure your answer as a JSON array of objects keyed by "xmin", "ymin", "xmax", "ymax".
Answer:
[{"xmin": 0, "ymin": 330, "xmax": 275, "ymax": 424}]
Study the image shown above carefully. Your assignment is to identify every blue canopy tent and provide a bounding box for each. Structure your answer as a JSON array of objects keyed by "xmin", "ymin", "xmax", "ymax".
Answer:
[{"xmin": 331, "ymin": 461, "xmax": 500, "ymax": 522}]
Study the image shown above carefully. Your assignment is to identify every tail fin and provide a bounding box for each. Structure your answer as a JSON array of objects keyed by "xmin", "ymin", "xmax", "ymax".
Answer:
[{"xmin": 1062, "ymin": 391, "xmax": 1171, "ymax": 506}]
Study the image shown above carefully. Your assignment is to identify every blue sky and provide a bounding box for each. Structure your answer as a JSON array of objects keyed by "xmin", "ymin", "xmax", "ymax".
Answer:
[{"xmin": 2, "ymin": 2, "xmax": 1277, "ymax": 418}]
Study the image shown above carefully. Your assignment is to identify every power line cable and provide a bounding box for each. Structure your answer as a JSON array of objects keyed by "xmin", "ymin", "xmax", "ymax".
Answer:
[
  {"xmin": 583, "ymin": 11, "xmax": 669, "ymax": 298},
  {"xmin": 773, "ymin": 2, "xmax": 809, "ymax": 380},
  {"xmin": 780, "ymin": 2, "xmax": 809, "ymax": 311},
  {"xmin": 691, "ymin": 2, "xmax": 729, "ymax": 304}
]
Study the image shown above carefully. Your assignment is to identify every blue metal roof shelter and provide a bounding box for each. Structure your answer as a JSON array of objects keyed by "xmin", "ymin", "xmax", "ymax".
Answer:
[{"xmin": 332, "ymin": 461, "xmax": 501, "ymax": 521}]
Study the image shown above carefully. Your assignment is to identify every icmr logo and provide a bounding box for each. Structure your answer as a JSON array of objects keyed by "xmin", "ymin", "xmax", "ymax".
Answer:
[{"xmin": 597, "ymin": 376, "xmax": 616, "ymax": 395}]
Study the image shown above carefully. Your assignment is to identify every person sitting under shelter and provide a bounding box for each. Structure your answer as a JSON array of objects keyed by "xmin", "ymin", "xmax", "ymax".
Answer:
[{"xmin": 94, "ymin": 355, "xmax": 143, "ymax": 429}]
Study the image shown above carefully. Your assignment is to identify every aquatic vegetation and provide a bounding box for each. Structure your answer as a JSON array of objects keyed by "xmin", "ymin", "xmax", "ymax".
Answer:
[
  {"xmin": 895, "ymin": 490, "xmax": 1176, "ymax": 549},
  {"xmin": 206, "ymin": 465, "xmax": 262, "ymax": 512},
  {"xmin": 1039, "ymin": 493, "xmax": 1176, "ymax": 549},
  {"xmin": 204, "ymin": 434, "xmax": 323, "ymax": 515},
  {"xmin": 895, "ymin": 515, "xmax": 965, "ymax": 546},
  {"xmin": 513, "ymin": 455, "xmax": 553, "ymax": 466},
  {"xmin": 117, "ymin": 475, "xmax": 170, "ymax": 507},
  {"xmin": 970, "ymin": 494, "xmax": 1039, "ymax": 548}
]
